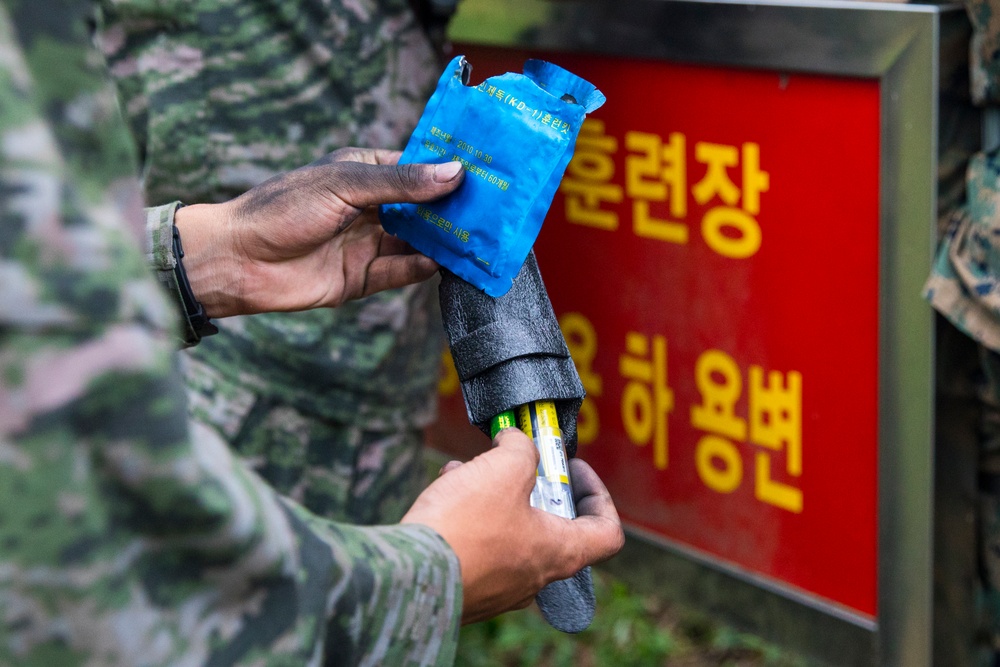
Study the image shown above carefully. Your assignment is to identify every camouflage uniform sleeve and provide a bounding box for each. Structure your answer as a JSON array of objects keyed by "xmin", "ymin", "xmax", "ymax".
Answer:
[
  {"xmin": 967, "ymin": 0, "xmax": 1000, "ymax": 107},
  {"xmin": 925, "ymin": 153, "xmax": 1000, "ymax": 351},
  {"xmin": 0, "ymin": 4, "xmax": 461, "ymax": 664},
  {"xmin": 144, "ymin": 200, "xmax": 207, "ymax": 348},
  {"xmin": 924, "ymin": 0, "xmax": 1000, "ymax": 351}
]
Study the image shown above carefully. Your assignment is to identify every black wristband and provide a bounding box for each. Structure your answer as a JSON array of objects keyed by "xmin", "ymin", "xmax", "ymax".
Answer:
[{"xmin": 172, "ymin": 224, "xmax": 219, "ymax": 341}]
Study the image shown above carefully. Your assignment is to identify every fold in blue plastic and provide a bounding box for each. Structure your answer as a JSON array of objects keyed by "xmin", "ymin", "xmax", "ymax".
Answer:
[{"xmin": 380, "ymin": 55, "xmax": 605, "ymax": 296}]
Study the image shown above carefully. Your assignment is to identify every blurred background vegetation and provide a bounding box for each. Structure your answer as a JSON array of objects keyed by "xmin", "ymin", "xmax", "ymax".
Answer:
[{"xmin": 455, "ymin": 568, "xmax": 810, "ymax": 666}]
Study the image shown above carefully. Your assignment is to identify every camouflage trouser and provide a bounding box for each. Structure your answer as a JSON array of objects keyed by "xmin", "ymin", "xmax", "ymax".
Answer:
[
  {"xmin": 978, "ymin": 347, "xmax": 1000, "ymax": 664},
  {"xmin": 935, "ymin": 320, "xmax": 1000, "ymax": 666},
  {"xmin": 182, "ymin": 357, "xmax": 427, "ymax": 525}
]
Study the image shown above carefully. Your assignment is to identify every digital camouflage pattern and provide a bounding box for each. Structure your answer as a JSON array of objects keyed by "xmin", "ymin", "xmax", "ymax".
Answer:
[
  {"xmin": 96, "ymin": 0, "xmax": 448, "ymax": 524},
  {"xmin": 926, "ymin": 155, "xmax": 1000, "ymax": 352},
  {"xmin": 975, "ymin": 346, "xmax": 1000, "ymax": 663},
  {"xmin": 0, "ymin": 1, "xmax": 462, "ymax": 664},
  {"xmin": 967, "ymin": 0, "xmax": 1000, "ymax": 108},
  {"xmin": 184, "ymin": 354, "xmax": 429, "ymax": 523},
  {"xmin": 927, "ymin": 0, "xmax": 1000, "ymax": 347}
]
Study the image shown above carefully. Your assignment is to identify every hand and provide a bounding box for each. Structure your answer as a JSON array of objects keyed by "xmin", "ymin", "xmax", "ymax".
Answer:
[
  {"xmin": 174, "ymin": 148, "xmax": 464, "ymax": 318},
  {"xmin": 402, "ymin": 429, "xmax": 624, "ymax": 625}
]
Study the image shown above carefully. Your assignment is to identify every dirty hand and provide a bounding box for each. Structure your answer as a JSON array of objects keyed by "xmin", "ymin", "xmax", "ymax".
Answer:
[{"xmin": 173, "ymin": 148, "xmax": 463, "ymax": 318}]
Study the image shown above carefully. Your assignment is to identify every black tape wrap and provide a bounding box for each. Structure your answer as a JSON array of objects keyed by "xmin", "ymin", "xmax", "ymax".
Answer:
[
  {"xmin": 439, "ymin": 249, "xmax": 595, "ymax": 633},
  {"xmin": 438, "ymin": 250, "xmax": 585, "ymax": 456}
]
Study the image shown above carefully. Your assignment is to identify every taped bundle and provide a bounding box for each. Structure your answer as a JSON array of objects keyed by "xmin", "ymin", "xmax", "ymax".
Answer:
[{"xmin": 439, "ymin": 252, "xmax": 595, "ymax": 633}]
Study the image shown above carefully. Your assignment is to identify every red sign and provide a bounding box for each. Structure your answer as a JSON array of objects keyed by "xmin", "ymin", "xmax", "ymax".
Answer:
[{"xmin": 429, "ymin": 44, "xmax": 880, "ymax": 620}]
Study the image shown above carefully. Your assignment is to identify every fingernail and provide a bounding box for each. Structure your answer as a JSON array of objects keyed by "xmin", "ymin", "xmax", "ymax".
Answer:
[{"xmin": 433, "ymin": 161, "xmax": 463, "ymax": 182}]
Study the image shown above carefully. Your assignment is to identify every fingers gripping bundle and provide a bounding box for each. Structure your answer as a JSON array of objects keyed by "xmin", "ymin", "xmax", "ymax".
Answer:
[
  {"xmin": 439, "ymin": 253, "xmax": 594, "ymax": 633},
  {"xmin": 379, "ymin": 55, "xmax": 605, "ymax": 297},
  {"xmin": 381, "ymin": 55, "xmax": 605, "ymax": 633}
]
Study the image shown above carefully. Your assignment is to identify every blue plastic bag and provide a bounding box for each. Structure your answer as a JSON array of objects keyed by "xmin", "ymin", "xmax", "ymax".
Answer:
[{"xmin": 380, "ymin": 55, "xmax": 605, "ymax": 296}]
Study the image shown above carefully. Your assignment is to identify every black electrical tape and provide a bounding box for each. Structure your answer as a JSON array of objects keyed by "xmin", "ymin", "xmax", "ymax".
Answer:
[
  {"xmin": 439, "ymin": 249, "xmax": 594, "ymax": 632},
  {"xmin": 438, "ymin": 250, "xmax": 585, "ymax": 455},
  {"xmin": 535, "ymin": 566, "xmax": 596, "ymax": 634}
]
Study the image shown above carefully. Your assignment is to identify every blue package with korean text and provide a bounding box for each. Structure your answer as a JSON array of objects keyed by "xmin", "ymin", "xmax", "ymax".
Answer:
[{"xmin": 380, "ymin": 56, "xmax": 605, "ymax": 296}]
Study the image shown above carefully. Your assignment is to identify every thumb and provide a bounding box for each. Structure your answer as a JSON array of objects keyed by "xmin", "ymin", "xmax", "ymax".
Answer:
[
  {"xmin": 325, "ymin": 160, "xmax": 465, "ymax": 209},
  {"xmin": 565, "ymin": 458, "xmax": 625, "ymax": 566},
  {"xmin": 491, "ymin": 428, "xmax": 541, "ymax": 497}
]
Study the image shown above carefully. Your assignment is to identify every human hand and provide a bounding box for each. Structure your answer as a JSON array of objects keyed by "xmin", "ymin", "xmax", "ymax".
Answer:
[
  {"xmin": 401, "ymin": 429, "xmax": 624, "ymax": 625},
  {"xmin": 174, "ymin": 148, "xmax": 463, "ymax": 318}
]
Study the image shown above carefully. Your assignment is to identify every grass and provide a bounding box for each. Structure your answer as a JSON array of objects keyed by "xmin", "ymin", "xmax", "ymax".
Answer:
[
  {"xmin": 447, "ymin": 0, "xmax": 553, "ymax": 46},
  {"xmin": 455, "ymin": 569, "xmax": 810, "ymax": 667}
]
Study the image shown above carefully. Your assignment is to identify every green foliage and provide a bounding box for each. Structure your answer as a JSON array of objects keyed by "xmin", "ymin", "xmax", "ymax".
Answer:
[
  {"xmin": 589, "ymin": 579, "xmax": 675, "ymax": 665},
  {"xmin": 448, "ymin": 0, "xmax": 553, "ymax": 45},
  {"xmin": 457, "ymin": 571, "xmax": 672, "ymax": 666},
  {"xmin": 456, "ymin": 570, "xmax": 809, "ymax": 666}
]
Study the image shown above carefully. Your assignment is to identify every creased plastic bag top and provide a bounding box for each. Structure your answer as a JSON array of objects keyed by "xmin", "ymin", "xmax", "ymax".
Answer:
[{"xmin": 379, "ymin": 55, "xmax": 605, "ymax": 296}]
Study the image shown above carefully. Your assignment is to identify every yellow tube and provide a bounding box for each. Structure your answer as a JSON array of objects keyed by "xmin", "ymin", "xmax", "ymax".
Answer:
[{"xmin": 515, "ymin": 400, "xmax": 576, "ymax": 520}]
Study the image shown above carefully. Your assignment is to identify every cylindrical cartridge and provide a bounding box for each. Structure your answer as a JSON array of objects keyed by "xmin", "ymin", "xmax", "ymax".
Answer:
[
  {"xmin": 516, "ymin": 400, "xmax": 576, "ymax": 520},
  {"xmin": 490, "ymin": 409, "xmax": 517, "ymax": 438}
]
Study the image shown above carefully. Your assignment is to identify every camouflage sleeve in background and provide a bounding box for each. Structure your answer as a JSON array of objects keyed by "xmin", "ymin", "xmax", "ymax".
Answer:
[
  {"xmin": 967, "ymin": 0, "xmax": 1000, "ymax": 106},
  {"xmin": 0, "ymin": 3, "xmax": 462, "ymax": 665},
  {"xmin": 925, "ymin": 151, "xmax": 1000, "ymax": 352},
  {"xmin": 96, "ymin": 0, "xmax": 447, "ymax": 433},
  {"xmin": 95, "ymin": 0, "xmax": 450, "ymax": 528},
  {"xmin": 924, "ymin": 0, "xmax": 1000, "ymax": 352}
]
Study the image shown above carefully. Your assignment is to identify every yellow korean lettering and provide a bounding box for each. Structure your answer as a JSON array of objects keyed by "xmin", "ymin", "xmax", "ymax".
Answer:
[
  {"xmin": 619, "ymin": 332, "xmax": 672, "ymax": 469},
  {"xmin": 562, "ymin": 119, "xmax": 622, "ymax": 231},
  {"xmin": 741, "ymin": 142, "xmax": 770, "ymax": 215},
  {"xmin": 563, "ymin": 181, "xmax": 623, "ymax": 230},
  {"xmin": 577, "ymin": 120, "xmax": 618, "ymax": 163},
  {"xmin": 749, "ymin": 366, "xmax": 803, "ymax": 474},
  {"xmin": 560, "ymin": 312, "xmax": 602, "ymax": 445},
  {"xmin": 625, "ymin": 131, "xmax": 688, "ymax": 244},
  {"xmin": 702, "ymin": 206, "xmax": 762, "ymax": 259},
  {"xmin": 626, "ymin": 131, "xmax": 686, "ymax": 210},
  {"xmin": 748, "ymin": 365, "xmax": 803, "ymax": 513},
  {"xmin": 696, "ymin": 434, "xmax": 743, "ymax": 493},
  {"xmin": 438, "ymin": 349, "xmax": 459, "ymax": 396},
  {"xmin": 692, "ymin": 142, "xmax": 740, "ymax": 205},
  {"xmin": 633, "ymin": 200, "xmax": 689, "ymax": 244},
  {"xmin": 690, "ymin": 349, "xmax": 747, "ymax": 441},
  {"xmin": 570, "ymin": 150, "xmax": 614, "ymax": 182},
  {"xmin": 755, "ymin": 452, "xmax": 803, "ymax": 512},
  {"xmin": 626, "ymin": 132, "xmax": 664, "ymax": 197}
]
